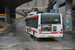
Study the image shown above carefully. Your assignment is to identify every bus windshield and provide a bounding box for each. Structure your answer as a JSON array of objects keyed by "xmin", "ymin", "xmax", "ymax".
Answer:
[{"xmin": 41, "ymin": 13, "xmax": 61, "ymax": 24}]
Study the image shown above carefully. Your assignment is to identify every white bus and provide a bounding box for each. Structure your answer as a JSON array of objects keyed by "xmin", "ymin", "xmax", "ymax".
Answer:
[{"xmin": 25, "ymin": 13, "xmax": 63, "ymax": 38}]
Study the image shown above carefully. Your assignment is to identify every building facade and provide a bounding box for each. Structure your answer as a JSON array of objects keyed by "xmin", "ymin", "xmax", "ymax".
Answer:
[
  {"xmin": 53, "ymin": 0, "xmax": 75, "ymax": 30},
  {"xmin": 53, "ymin": 0, "xmax": 75, "ymax": 17},
  {"xmin": 17, "ymin": 0, "xmax": 48, "ymax": 10},
  {"xmin": 16, "ymin": 0, "xmax": 49, "ymax": 18}
]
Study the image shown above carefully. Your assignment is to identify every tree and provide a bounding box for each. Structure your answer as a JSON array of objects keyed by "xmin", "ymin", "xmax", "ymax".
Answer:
[{"xmin": 46, "ymin": 0, "xmax": 54, "ymax": 12}]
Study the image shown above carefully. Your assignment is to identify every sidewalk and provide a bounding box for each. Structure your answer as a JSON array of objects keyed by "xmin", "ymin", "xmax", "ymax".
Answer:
[
  {"xmin": 63, "ymin": 27, "xmax": 75, "ymax": 35},
  {"xmin": 0, "ymin": 18, "xmax": 25, "ymax": 35}
]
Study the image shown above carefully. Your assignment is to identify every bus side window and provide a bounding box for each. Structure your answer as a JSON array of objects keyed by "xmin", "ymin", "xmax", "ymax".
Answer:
[
  {"xmin": 32, "ymin": 18, "xmax": 38, "ymax": 28},
  {"xmin": 26, "ymin": 17, "xmax": 38, "ymax": 28}
]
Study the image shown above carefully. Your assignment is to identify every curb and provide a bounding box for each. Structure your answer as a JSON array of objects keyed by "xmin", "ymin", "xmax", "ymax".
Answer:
[
  {"xmin": 0, "ymin": 18, "xmax": 25, "ymax": 35},
  {"xmin": 63, "ymin": 31, "xmax": 75, "ymax": 34}
]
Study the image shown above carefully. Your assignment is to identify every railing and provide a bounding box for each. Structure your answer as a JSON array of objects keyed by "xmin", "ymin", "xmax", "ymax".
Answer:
[{"xmin": 0, "ymin": 14, "xmax": 6, "ymax": 18}]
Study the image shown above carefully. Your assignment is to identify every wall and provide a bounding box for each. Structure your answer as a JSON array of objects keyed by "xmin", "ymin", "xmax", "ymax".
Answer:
[
  {"xmin": 16, "ymin": 13, "xmax": 24, "ymax": 18},
  {"xmin": 36, "ymin": 0, "xmax": 42, "ymax": 7},
  {"xmin": 17, "ymin": 0, "xmax": 48, "ymax": 9},
  {"xmin": 59, "ymin": 6, "xmax": 66, "ymax": 17},
  {"xmin": 73, "ymin": 0, "xmax": 75, "ymax": 5},
  {"xmin": 28, "ymin": 0, "xmax": 35, "ymax": 7}
]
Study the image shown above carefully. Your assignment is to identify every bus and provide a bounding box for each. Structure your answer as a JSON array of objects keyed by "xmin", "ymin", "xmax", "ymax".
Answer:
[{"xmin": 25, "ymin": 13, "xmax": 63, "ymax": 38}]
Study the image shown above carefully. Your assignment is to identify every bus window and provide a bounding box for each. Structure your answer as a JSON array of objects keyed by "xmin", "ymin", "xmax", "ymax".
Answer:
[
  {"xmin": 26, "ymin": 17, "xmax": 38, "ymax": 28},
  {"xmin": 41, "ymin": 13, "xmax": 61, "ymax": 24}
]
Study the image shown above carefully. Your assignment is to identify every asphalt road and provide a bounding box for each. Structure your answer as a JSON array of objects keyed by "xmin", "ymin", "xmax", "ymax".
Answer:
[{"xmin": 0, "ymin": 19, "xmax": 75, "ymax": 50}]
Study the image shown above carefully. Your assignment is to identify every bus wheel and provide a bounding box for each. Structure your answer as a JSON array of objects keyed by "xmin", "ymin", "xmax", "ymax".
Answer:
[
  {"xmin": 33, "ymin": 30, "xmax": 36, "ymax": 40},
  {"xmin": 30, "ymin": 34, "xmax": 33, "ymax": 38},
  {"xmin": 27, "ymin": 29, "xmax": 28, "ymax": 33},
  {"xmin": 27, "ymin": 29, "xmax": 30, "ymax": 36}
]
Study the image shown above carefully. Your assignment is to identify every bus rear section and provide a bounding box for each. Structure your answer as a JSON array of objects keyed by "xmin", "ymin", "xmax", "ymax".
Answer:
[{"xmin": 38, "ymin": 13, "xmax": 63, "ymax": 38}]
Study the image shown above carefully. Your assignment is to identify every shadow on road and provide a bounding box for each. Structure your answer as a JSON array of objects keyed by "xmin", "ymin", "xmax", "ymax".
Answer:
[{"xmin": 36, "ymin": 38, "xmax": 59, "ymax": 42}]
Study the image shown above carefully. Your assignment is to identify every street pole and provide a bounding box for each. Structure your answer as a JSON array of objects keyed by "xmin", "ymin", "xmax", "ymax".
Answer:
[
  {"xmin": 35, "ymin": 0, "xmax": 37, "ymax": 7},
  {"xmin": 27, "ymin": 2, "xmax": 29, "ymax": 7},
  {"xmin": 65, "ymin": 0, "xmax": 72, "ymax": 31},
  {"xmin": 56, "ymin": 0, "xmax": 59, "ymax": 13},
  {"xmin": 43, "ymin": 0, "xmax": 44, "ymax": 8}
]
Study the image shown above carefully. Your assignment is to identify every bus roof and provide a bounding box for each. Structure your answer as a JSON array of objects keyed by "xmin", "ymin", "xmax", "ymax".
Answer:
[
  {"xmin": 26, "ymin": 13, "xmax": 61, "ymax": 19},
  {"xmin": 26, "ymin": 15, "xmax": 38, "ymax": 19}
]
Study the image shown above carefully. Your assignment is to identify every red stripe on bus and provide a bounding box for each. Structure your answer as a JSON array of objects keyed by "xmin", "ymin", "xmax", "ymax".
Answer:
[
  {"xmin": 60, "ymin": 32, "xmax": 62, "ymax": 34},
  {"xmin": 31, "ymin": 30, "xmax": 33, "ymax": 31},
  {"xmin": 26, "ymin": 28, "xmax": 28, "ymax": 29},
  {"xmin": 34, "ymin": 31, "xmax": 37, "ymax": 33},
  {"xmin": 52, "ymin": 32, "xmax": 62, "ymax": 34},
  {"xmin": 26, "ymin": 16, "xmax": 38, "ymax": 19},
  {"xmin": 52, "ymin": 32, "xmax": 58, "ymax": 34},
  {"xmin": 31, "ymin": 30, "xmax": 37, "ymax": 33}
]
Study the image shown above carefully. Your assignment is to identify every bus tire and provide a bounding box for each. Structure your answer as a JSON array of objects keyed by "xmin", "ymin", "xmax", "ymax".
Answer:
[
  {"xmin": 33, "ymin": 30, "xmax": 35, "ymax": 37},
  {"xmin": 27, "ymin": 29, "xmax": 28, "ymax": 33},
  {"xmin": 30, "ymin": 34, "xmax": 33, "ymax": 37},
  {"xmin": 33, "ymin": 30, "xmax": 36, "ymax": 40}
]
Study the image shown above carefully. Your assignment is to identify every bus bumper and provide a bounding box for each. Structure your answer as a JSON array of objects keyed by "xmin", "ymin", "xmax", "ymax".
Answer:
[{"xmin": 38, "ymin": 34, "xmax": 63, "ymax": 38}]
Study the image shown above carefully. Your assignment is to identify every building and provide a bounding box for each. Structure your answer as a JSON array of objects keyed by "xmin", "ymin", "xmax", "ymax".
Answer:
[
  {"xmin": 16, "ymin": 0, "xmax": 49, "ymax": 11},
  {"xmin": 53, "ymin": 0, "xmax": 75, "ymax": 17},
  {"xmin": 16, "ymin": 0, "xmax": 49, "ymax": 18},
  {"xmin": 53, "ymin": 0, "xmax": 75, "ymax": 31}
]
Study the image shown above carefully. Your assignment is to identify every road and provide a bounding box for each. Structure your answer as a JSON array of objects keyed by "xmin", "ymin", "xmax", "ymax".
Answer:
[{"xmin": 0, "ymin": 19, "xmax": 75, "ymax": 50}]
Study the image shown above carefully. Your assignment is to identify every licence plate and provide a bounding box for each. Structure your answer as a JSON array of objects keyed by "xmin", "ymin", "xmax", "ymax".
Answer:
[{"xmin": 48, "ymin": 36, "xmax": 54, "ymax": 38}]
